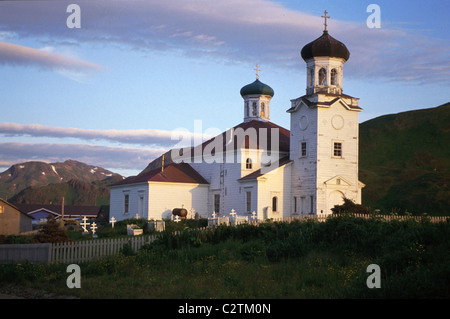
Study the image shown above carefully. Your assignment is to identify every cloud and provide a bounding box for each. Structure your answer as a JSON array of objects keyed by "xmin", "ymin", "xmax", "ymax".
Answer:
[
  {"xmin": 0, "ymin": 122, "xmax": 212, "ymax": 147},
  {"xmin": 0, "ymin": 142, "xmax": 166, "ymax": 173},
  {"xmin": 0, "ymin": 0, "xmax": 448, "ymax": 83},
  {"xmin": 0, "ymin": 42, "xmax": 103, "ymax": 81}
]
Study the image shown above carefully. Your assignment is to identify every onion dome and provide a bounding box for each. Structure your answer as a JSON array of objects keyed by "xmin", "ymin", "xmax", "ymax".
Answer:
[
  {"xmin": 240, "ymin": 79, "xmax": 274, "ymax": 97},
  {"xmin": 300, "ymin": 30, "xmax": 350, "ymax": 62}
]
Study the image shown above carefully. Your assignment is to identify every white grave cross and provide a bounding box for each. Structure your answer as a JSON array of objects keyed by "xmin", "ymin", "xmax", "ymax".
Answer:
[
  {"xmin": 211, "ymin": 211, "xmax": 217, "ymax": 219},
  {"xmin": 174, "ymin": 215, "xmax": 180, "ymax": 223},
  {"xmin": 135, "ymin": 213, "xmax": 140, "ymax": 219},
  {"xmin": 230, "ymin": 209, "xmax": 236, "ymax": 219},
  {"xmin": 110, "ymin": 216, "xmax": 116, "ymax": 228},
  {"xmin": 251, "ymin": 211, "xmax": 257, "ymax": 220},
  {"xmin": 91, "ymin": 222, "xmax": 97, "ymax": 234},
  {"xmin": 81, "ymin": 216, "xmax": 89, "ymax": 232}
]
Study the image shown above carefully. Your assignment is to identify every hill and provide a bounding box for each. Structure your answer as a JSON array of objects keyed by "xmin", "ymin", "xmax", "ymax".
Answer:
[
  {"xmin": 9, "ymin": 176, "xmax": 124, "ymax": 207},
  {"xmin": 359, "ymin": 102, "xmax": 450, "ymax": 215},
  {"xmin": 0, "ymin": 160, "xmax": 122, "ymax": 203}
]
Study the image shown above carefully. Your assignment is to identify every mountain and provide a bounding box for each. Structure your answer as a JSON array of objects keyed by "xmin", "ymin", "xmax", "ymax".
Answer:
[
  {"xmin": 9, "ymin": 176, "xmax": 124, "ymax": 206},
  {"xmin": 0, "ymin": 160, "xmax": 122, "ymax": 201},
  {"xmin": 359, "ymin": 102, "xmax": 450, "ymax": 215}
]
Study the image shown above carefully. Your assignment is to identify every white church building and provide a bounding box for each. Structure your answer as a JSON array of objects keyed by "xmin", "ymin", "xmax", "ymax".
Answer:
[{"xmin": 109, "ymin": 22, "xmax": 365, "ymax": 222}]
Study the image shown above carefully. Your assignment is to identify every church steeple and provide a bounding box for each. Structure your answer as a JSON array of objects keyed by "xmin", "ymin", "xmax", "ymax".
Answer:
[
  {"xmin": 300, "ymin": 11, "xmax": 350, "ymax": 96},
  {"xmin": 240, "ymin": 65, "xmax": 274, "ymax": 122}
]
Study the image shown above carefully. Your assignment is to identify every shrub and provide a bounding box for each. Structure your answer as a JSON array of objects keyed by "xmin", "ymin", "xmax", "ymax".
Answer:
[
  {"xmin": 331, "ymin": 197, "xmax": 372, "ymax": 215},
  {"xmin": 35, "ymin": 217, "xmax": 71, "ymax": 243}
]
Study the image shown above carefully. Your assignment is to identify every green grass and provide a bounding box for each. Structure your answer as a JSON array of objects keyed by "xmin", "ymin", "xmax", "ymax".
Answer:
[{"xmin": 1, "ymin": 216, "xmax": 450, "ymax": 299}]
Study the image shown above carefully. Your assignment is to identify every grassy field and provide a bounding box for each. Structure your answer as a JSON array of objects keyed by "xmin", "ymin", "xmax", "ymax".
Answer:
[{"xmin": 1, "ymin": 216, "xmax": 450, "ymax": 299}]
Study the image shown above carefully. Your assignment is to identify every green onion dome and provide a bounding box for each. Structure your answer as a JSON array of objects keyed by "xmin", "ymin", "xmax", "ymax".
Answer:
[{"xmin": 240, "ymin": 79, "xmax": 274, "ymax": 97}]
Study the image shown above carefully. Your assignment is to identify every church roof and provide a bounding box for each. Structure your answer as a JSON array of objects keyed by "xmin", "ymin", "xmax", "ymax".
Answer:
[
  {"xmin": 238, "ymin": 156, "xmax": 292, "ymax": 181},
  {"xmin": 300, "ymin": 31, "xmax": 350, "ymax": 62},
  {"xmin": 196, "ymin": 119, "xmax": 290, "ymax": 155},
  {"xmin": 240, "ymin": 79, "xmax": 274, "ymax": 97},
  {"xmin": 110, "ymin": 162, "xmax": 209, "ymax": 187}
]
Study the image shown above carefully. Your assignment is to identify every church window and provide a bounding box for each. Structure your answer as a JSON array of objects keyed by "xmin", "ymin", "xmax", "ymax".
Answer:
[
  {"xmin": 300, "ymin": 197, "xmax": 305, "ymax": 214},
  {"xmin": 124, "ymin": 194, "xmax": 129, "ymax": 214},
  {"xmin": 272, "ymin": 196, "xmax": 278, "ymax": 212},
  {"xmin": 331, "ymin": 69, "xmax": 338, "ymax": 85},
  {"xmin": 0, "ymin": 205, "xmax": 3, "ymax": 214},
  {"xmin": 246, "ymin": 191, "xmax": 251, "ymax": 212},
  {"xmin": 214, "ymin": 194, "xmax": 220, "ymax": 214},
  {"xmin": 301, "ymin": 141, "xmax": 307, "ymax": 157},
  {"xmin": 245, "ymin": 102, "xmax": 249, "ymax": 117},
  {"xmin": 318, "ymin": 68, "xmax": 326, "ymax": 85},
  {"xmin": 260, "ymin": 102, "xmax": 265, "ymax": 117},
  {"xmin": 293, "ymin": 196, "xmax": 297, "ymax": 213},
  {"xmin": 246, "ymin": 158, "xmax": 252, "ymax": 169},
  {"xmin": 310, "ymin": 196, "xmax": 314, "ymax": 214},
  {"xmin": 333, "ymin": 142, "xmax": 343, "ymax": 157},
  {"xmin": 309, "ymin": 68, "xmax": 314, "ymax": 86},
  {"xmin": 252, "ymin": 102, "xmax": 257, "ymax": 116}
]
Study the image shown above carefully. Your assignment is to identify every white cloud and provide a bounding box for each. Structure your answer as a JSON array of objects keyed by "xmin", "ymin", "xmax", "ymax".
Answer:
[
  {"xmin": 0, "ymin": 122, "xmax": 212, "ymax": 147},
  {"xmin": 0, "ymin": 42, "xmax": 104, "ymax": 80},
  {"xmin": 0, "ymin": 0, "xmax": 447, "ymax": 83}
]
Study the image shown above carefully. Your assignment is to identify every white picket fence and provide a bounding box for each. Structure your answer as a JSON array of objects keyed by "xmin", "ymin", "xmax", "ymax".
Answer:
[{"xmin": 50, "ymin": 235, "xmax": 157, "ymax": 264}]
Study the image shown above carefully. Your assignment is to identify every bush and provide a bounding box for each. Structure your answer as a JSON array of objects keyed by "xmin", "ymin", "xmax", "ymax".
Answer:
[
  {"xmin": 331, "ymin": 197, "xmax": 373, "ymax": 215},
  {"xmin": 35, "ymin": 217, "xmax": 71, "ymax": 243}
]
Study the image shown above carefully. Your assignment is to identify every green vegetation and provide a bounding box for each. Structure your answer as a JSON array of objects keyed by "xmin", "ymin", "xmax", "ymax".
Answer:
[
  {"xmin": 359, "ymin": 102, "xmax": 450, "ymax": 215},
  {"xmin": 1, "ymin": 216, "xmax": 449, "ymax": 299}
]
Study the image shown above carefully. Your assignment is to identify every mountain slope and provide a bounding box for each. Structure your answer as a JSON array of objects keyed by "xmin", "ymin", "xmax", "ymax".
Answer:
[
  {"xmin": 9, "ymin": 175, "xmax": 124, "ymax": 206},
  {"xmin": 359, "ymin": 102, "xmax": 450, "ymax": 215},
  {"xmin": 0, "ymin": 160, "xmax": 121, "ymax": 200}
]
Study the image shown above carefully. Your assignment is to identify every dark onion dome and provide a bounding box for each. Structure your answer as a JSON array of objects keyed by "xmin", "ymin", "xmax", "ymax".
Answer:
[
  {"xmin": 240, "ymin": 79, "xmax": 274, "ymax": 97},
  {"xmin": 301, "ymin": 30, "xmax": 350, "ymax": 62}
]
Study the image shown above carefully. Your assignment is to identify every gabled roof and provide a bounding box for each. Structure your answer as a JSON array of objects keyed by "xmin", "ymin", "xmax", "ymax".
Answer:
[
  {"xmin": 13, "ymin": 204, "xmax": 100, "ymax": 217},
  {"xmin": 195, "ymin": 119, "xmax": 290, "ymax": 154},
  {"xmin": 110, "ymin": 162, "xmax": 209, "ymax": 187},
  {"xmin": 0, "ymin": 198, "xmax": 33, "ymax": 220},
  {"xmin": 139, "ymin": 119, "xmax": 291, "ymax": 175},
  {"xmin": 238, "ymin": 156, "xmax": 292, "ymax": 181}
]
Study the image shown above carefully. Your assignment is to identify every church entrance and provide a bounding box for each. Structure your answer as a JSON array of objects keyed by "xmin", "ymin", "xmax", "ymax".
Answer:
[{"xmin": 328, "ymin": 190, "xmax": 345, "ymax": 214}]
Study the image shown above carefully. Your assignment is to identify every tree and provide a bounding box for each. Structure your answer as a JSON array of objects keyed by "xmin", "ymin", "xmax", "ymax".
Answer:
[{"xmin": 35, "ymin": 217, "xmax": 71, "ymax": 243}]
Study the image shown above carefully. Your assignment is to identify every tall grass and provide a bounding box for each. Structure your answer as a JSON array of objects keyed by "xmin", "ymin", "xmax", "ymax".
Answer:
[{"xmin": 1, "ymin": 216, "xmax": 449, "ymax": 298}]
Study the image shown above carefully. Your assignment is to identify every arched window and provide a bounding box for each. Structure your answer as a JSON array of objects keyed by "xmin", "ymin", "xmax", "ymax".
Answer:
[
  {"xmin": 272, "ymin": 196, "xmax": 278, "ymax": 212},
  {"xmin": 245, "ymin": 102, "xmax": 249, "ymax": 117},
  {"xmin": 246, "ymin": 158, "xmax": 252, "ymax": 169},
  {"xmin": 309, "ymin": 68, "xmax": 314, "ymax": 86},
  {"xmin": 331, "ymin": 69, "xmax": 338, "ymax": 85},
  {"xmin": 260, "ymin": 102, "xmax": 265, "ymax": 117},
  {"xmin": 318, "ymin": 68, "xmax": 326, "ymax": 85},
  {"xmin": 252, "ymin": 102, "xmax": 257, "ymax": 116}
]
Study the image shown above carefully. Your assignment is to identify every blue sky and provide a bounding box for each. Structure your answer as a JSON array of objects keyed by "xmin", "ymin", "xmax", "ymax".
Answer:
[{"xmin": 0, "ymin": 0, "xmax": 449, "ymax": 177}]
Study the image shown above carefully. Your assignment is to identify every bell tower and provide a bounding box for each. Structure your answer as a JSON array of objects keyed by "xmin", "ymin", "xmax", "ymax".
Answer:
[{"xmin": 287, "ymin": 11, "xmax": 364, "ymax": 215}]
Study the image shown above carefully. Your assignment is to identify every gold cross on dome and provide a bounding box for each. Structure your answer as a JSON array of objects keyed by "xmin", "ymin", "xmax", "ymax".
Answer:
[
  {"xmin": 321, "ymin": 10, "xmax": 330, "ymax": 31},
  {"xmin": 254, "ymin": 64, "xmax": 261, "ymax": 80}
]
